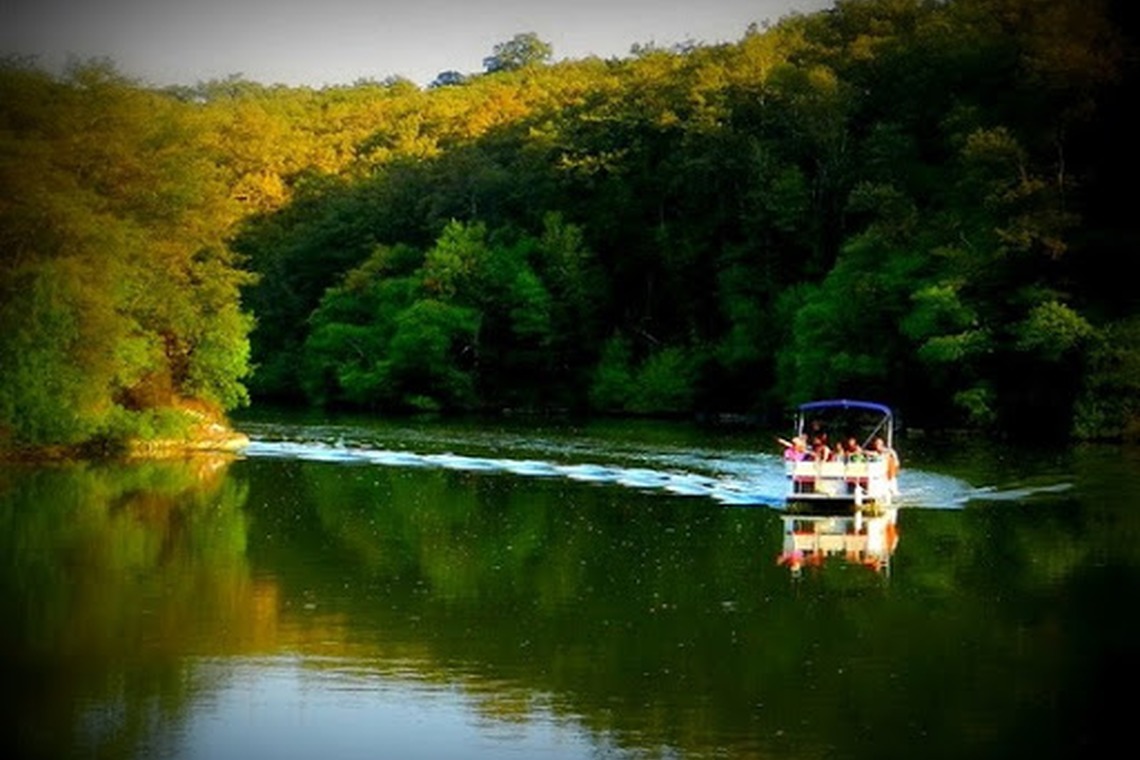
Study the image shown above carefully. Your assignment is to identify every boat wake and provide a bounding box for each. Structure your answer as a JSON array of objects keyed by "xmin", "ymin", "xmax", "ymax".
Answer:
[{"xmin": 241, "ymin": 439, "xmax": 789, "ymax": 507}]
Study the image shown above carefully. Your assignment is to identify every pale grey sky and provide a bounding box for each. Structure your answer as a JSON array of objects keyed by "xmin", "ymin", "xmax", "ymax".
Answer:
[{"xmin": 2, "ymin": 0, "xmax": 834, "ymax": 88}]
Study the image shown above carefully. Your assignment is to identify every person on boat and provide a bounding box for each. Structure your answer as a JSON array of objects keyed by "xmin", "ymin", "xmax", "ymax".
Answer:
[
  {"xmin": 808, "ymin": 419, "xmax": 827, "ymax": 447},
  {"xmin": 844, "ymin": 437, "xmax": 865, "ymax": 462},
  {"xmin": 870, "ymin": 437, "xmax": 900, "ymax": 493},
  {"xmin": 829, "ymin": 439, "xmax": 847, "ymax": 463},
  {"xmin": 779, "ymin": 435, "xmax": 809, "ymax": 461}
]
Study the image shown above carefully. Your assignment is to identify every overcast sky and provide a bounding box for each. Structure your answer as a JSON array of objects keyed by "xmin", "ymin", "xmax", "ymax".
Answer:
[{"xmin": 2, "ymin": 0, "xmax": 835, "ymax": 88}]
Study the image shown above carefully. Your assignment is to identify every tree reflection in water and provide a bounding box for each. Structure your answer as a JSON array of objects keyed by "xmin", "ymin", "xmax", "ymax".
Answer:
[{"xmin": 2, "ymin": 431, "xmax": 1137, "ymax": 760}]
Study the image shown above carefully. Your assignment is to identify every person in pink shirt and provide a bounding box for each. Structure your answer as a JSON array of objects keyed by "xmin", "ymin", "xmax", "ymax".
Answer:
[{"xmin": 779, "ymin": 435, "xmax": 810, "ymax": 461}]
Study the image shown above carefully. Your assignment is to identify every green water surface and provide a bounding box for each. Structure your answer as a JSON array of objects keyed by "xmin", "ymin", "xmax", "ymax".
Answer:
[{"xmin": 3, "ymin": 416, "xmax": 1136, "ymax": 759}]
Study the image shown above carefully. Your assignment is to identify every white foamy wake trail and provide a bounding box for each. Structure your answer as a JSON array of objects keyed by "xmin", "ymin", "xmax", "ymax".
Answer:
[{"xmin": 241, "ymin": 440, "xmax": 788, "ymax": 507}]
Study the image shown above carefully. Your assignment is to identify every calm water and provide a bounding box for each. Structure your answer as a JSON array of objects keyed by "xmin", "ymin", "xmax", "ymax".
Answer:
[{"xmin": 3, "ymin": 414, "xmax": 1137, "ymax": 760}]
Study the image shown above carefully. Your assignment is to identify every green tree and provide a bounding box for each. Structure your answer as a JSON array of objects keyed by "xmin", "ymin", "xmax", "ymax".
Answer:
[
  {"xmin": 483, "ymin": 33, "xmax": 553, "ymax": 73},
  {"xmin": 1072, "ymin": 316, "xmax": 1140, "ymax": 439},
  {"xmin": 0, "ymin": 60, "xmax": 253, "ymax": 449}
]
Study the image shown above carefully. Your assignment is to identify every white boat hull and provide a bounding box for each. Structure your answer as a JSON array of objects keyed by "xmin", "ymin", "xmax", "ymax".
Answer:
[{"xmin": 785, "ymin": 458, "xmax": 897, "ymax": 508}]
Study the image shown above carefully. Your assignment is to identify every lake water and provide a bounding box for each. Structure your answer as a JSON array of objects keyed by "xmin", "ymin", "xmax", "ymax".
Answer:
[{"xmin": 3, "ymin": 413, "xmax": 1137, "ymax": 759}]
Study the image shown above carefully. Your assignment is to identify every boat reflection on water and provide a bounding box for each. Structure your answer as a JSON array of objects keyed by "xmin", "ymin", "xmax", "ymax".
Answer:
[{"xmin": 777, "ymin": 507, "xmax": 899, "ymax": 578}]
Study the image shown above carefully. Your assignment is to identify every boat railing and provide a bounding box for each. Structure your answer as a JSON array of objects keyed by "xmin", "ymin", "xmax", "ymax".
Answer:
[
  {"xmin": 786, "ymin": 458, "xmax": 890, "ymax": 498},
  {"xmin": 786, "ymin": 458, "xmax": 888, "ymax": 480}
]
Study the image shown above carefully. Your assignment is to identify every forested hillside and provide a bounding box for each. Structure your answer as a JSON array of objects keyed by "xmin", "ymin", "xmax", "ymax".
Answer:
[{"xmin": 2, "ymin": 0, "xmax": 1137, "ymax": 450}]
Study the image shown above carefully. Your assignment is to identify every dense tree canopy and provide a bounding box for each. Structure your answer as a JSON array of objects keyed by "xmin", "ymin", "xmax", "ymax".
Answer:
[{"xmin": 2, "ymin": 0, "xmax": 1138, "ymax": 448}]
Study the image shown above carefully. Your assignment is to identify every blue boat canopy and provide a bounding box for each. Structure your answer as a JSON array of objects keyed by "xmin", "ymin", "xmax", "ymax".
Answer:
[
  {"xmin": 795, "ymin": 399, "xmax": 895, "ymax": 450},
  {"xmin": 797, "ymin": 399, "xmax": 893, "ymax": 417}
]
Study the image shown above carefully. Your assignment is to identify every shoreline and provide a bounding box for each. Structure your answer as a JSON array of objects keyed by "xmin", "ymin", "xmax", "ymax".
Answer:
[{"xmin": 0, "ymin": 428, "xmax": 250, "ymax": 464}]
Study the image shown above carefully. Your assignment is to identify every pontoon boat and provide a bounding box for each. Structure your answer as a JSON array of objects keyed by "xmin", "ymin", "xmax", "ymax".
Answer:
[{"xmin": 782, "ymin": 399, "xmax": 899, "ymax": 511}]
